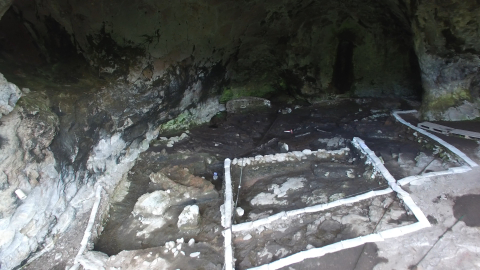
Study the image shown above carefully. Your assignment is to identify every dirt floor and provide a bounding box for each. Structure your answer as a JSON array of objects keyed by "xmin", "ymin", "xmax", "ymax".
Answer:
[{"xmin": 22, "ymin": 98, "xmax": 480, "ymax": 270}]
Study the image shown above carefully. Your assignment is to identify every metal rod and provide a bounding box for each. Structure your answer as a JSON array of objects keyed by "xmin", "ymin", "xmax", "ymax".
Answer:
[{"xmin": 233, "ymin": 165, "xmax": 244, "ymax": 224}]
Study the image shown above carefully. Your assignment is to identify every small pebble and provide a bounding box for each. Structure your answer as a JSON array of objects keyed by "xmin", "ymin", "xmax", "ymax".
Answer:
[
  {"xmin": 243, "ymin": 234, "xmax": 252, "ymax": 241},
  {"xmin": 190, "ymin": 252, "xmax": 200, "ymax": 258},
  {"xmin": 236, "ymin": 207, "xmax": 244, "ymax": 217}
]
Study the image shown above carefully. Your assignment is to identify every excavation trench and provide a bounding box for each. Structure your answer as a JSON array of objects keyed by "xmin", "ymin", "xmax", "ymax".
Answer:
[{"xmin": 92, "ymin": 98, "xmax": 454, "ymax": 269}]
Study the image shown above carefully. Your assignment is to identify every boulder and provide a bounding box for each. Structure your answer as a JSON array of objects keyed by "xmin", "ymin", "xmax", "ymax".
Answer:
[
  {"xmin": 0, "ymin": 73, "xmax": 21, "ymax": 119},
  {"xmin": 133, "ymin": 191, "xmax": 171, "ymax": 217},
  {"xmin": 177, "ymin": 205, "xmax": 200, "ymax": 230},
  {"xmin": 78, "ymin": 251, "xmax": 109, "ymax": 270}
]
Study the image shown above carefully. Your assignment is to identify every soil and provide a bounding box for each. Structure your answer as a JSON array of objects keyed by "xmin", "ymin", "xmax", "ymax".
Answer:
[
  {"xmin": 278, "ymin": 243, "xmax": 388, "ymax": 270},
  {"xmin": 230, "ymin": 154, "xmax": 387, "ymax": 223}
]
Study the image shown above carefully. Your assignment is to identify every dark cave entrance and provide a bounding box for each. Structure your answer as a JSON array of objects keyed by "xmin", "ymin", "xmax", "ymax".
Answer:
[{"xmin": 332, "ymin": 40, "xmax": 355, "ymax": 95}]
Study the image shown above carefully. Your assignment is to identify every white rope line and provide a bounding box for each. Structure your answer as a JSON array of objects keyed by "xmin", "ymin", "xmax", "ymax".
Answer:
[
  {"xmin": 393, "ymin": 110, "xmax": 478, "ymax": 168},
  {"xmin": 232, "ymin": 188, "xmax": 393, "ymax": 232},
  {"xmin": 227, "ymin": 114, "xmax": 477, "ymax": 270},
  {"xmin": 222, "ymin": 158, "xmax": 234, "ymax": 270},
  {"xmin": 70, "ymin": 185, "xmax": 104, "ymax": 269},
  {"xmin": 247, "ymin": 139, "xmax": 431, "ymax": 270}
]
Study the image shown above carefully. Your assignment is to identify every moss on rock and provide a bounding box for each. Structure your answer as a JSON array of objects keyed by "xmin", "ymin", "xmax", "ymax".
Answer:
[{"xmin": 422, "ymin": 88, "xmax": 473, "ymax": 119}]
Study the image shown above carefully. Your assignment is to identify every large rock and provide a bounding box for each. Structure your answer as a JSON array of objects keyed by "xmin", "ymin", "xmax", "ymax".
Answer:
[
  {"xmin": 149, "ymin": 166, "xmax": 218, "ymax": 201},
  {"xmin": 0, "ymin": 89, "xmax": 62, "ymax": 270},
  {"xmin": 411, "ymin": 0, "xmax": 480, "ymax": 120},
  {"xmin": 133, "ymin": 191, "xmax": 171, "ymax": 217},
  {"xmin": 0, "ymin": 73, "xmax": 21, "ymax": 119},
  {"xmin": 177, "ymin": 205, "xmax": 200, "ymax": 230},
  {"xmin": 77, "ymin": 251, "xmax": 109, "ymax": 270}
]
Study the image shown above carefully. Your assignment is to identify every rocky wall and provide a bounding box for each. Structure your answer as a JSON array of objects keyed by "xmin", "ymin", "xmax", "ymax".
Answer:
[
  {"xmin": 0, "ymin": 65, "xmax": 225, "ymax": 269},
  {"xmin": 4, "ymin": 0, "xmax": 421, "ymax": 100},
  {"xmin": 410, "ymin": 0, "xmax": 480, "ymax": 120}
]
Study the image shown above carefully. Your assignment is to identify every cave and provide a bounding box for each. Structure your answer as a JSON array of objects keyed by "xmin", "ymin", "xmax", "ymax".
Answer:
[
  {"xmin": 0, "ymin": 0, "xmax": 479, "ymax": 269},
  {"xmin": 332, "ymin": 39, "xmax": 355, "ymax": 94}
]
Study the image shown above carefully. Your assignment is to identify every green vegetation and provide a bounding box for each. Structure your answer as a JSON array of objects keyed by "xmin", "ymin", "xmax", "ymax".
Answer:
[
  {"xmin": 159, "ymin": 111, "xmax": 193, "ymax": 134},
  {"xmin": 424, "ymin": 88, "xmax": 472, "ymax": 112},
  {"xmin": 219, "ymin": 83, "xmax": 276, "ymax": 103}
]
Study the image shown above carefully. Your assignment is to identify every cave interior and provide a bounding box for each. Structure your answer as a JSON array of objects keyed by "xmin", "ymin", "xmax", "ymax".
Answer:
[{"xmin": 0, "ymin": 0, "xmax": 480, "ymax": 269}]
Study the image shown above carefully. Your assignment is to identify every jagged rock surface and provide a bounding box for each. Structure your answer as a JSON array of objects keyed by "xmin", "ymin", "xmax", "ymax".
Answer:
[
  {"xmin": 411, "ymin": 0, "xmax": 480, "ymax": 120},
  {"xmin": 0, "ymin": 73, "xmax": 223, "ymax": 269},
  {"xmin": 0, "ymin": 74, "xmax": 21, "ymax": 119}
]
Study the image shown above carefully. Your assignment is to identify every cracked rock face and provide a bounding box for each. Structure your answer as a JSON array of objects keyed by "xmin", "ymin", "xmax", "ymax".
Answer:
[
  {"xmin": 0, "ymin": 70, "xmax": 223, "ymax": 268},
  {"xmin": 0, "ymin": 73, "xmax": 21, "ymax": 119},
  {"xmin": 411, "ymin": 0, "xmax": 480, "ymax": 120}
]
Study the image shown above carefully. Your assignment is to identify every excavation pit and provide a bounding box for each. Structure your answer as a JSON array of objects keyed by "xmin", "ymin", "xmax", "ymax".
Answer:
[
  {"xmin": 232, "ymin": 193, "xmax": 417, "ymax": 270},
  {"xmin": 229, "ymin": 144, "xmax": 388, "ymax": 224}
]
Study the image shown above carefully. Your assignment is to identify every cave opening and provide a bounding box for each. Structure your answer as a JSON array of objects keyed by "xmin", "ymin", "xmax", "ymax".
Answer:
[{"xmin": 332, "ymin": 40, "xmax": 355, "ymax": 94}]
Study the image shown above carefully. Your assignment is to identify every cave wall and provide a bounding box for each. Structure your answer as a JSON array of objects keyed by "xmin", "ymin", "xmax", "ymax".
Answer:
[
  {"xmin": 7, "ymin": 0, "xmax": 421, "ymax": 98},
  {"xmin": 0, "ymin": 70, "xmax": 225, "ymax": 269},
  {"xmin": 410, "ymin": 0, "xmax": 480, "ymax": 120},
  {"xmin": 0, "ymin": 0, "xmax": 11, "ymax": 19}
]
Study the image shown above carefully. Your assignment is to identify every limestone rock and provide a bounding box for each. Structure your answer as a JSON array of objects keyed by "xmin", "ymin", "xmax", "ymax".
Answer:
[
  {"xmin": 177, "ymin": 205, "xmax": 200, "ymax": 230},
  {"xmin": 133, "ymin": 191, "xmax": 171, "ymax": 217},
  {"xmin": 317, "ymin": 137, "xmax": 347, "ymax": 150},
  {"xmin": 412, "ymin": 1, "xmax": 480, "ymax": 120},
  {"xmin": 189, "ymin": 252, "xmax": 200, "ymax": 258},
  {"xmin": 78, "ymin": 251, "xmax": 109, "ymax": 270},
  {"xmin": 0, "ymin": 0, "xmax": 12, "ymax": 19},
  {"xmin": 149, "ymin": 166, "xmax": 218, "ymax": 206},
  {"xmin": 0, "ymin": 73, "xmax": 21, "ymax": 119},
  {"xmin": 226, "ymin": 97, "xmax": 271, "ymax": 113},
  {"xmin": 236, "ymin": 207, "xmax": 245, "ymax": 217}
]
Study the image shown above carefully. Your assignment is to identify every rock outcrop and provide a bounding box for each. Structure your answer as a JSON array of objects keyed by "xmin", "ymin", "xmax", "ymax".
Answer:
[
  {"xmin": 0, "ymin": 71, "xmax": 223, "ymax": 269},
  {"xmin": 411, "ymin": 0, "xmax": 480, "ymax": 120},
  {"xmin": 0, "ymin": 73, "xmax": 21, "ymax": 119},
  {"xmin": 0, "ymin": 0, "xmax": 478, "ymax": 121}
]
